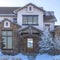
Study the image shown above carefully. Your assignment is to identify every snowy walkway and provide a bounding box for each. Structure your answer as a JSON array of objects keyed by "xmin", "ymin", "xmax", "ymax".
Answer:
[{"xmin": 0, "ymin": 53, "xmax": 60, "ymax": 60}]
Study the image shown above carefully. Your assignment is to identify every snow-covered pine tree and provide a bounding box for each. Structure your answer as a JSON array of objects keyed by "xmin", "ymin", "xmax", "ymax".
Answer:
[{"xmin": 39, "ymin": 25, "xmax": 54, "ymax": 53}]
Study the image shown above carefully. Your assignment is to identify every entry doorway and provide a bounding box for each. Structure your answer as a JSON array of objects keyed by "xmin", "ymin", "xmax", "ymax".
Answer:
[{"xmin": 27, "ymin": 38, "xmax": 34, "ymax": 53}]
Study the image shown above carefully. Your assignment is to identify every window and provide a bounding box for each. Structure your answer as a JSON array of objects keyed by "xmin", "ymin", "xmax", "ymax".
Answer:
[
  {"xmin": 29, "ymin": 7, "xmax": 32, "ymax": 11},
  {"xmin": 27, "ymin": 38, "xmax": 33, "ymax": 48},
  {"xmin": 27, "ymin": 6, "xmax": 33, "ymax": 12},
  {"xmin": 22, "ymin": 15, "xmax": 38, "ymax": 25},
  {"xmin": 13, "ymin": 18, "xmax": 17, "ymax": 23},
  {"xmin": 6, "ymin": 22, "xmax": 8, "ymax": 26},
  {"xmin": 2, "ymin": 31, "xmax": 13, "ymax": 49},
  {"xmin": 4, "ymin": 21, "xmax": 10, "ymax": 28},
  {"xmin": 45, "ymin": 24, "xmax": 50, "ymax": 31}
]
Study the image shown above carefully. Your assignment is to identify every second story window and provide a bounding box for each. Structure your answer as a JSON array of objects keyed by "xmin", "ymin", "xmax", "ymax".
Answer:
[
  {"xmin": 13, "ymin": 18, "xmax": 17, "ymax": 23},
  {"xmin": 45, "ymin": 24, "xmax": 50, "ymax": 32},
  {"xmin": 22, "ymin": 15, "xmax": 38, "ymax": 25}
]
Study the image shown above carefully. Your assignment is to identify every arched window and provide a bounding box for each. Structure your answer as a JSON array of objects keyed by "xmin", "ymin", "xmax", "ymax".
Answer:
[
  {"xmin": 4, "ymin": 21, "xmax": 10, "ymax": 28},
  {"xmin": 27, "ymin": 6, "xmax": 33, "ymax": 12},
  {"xmin": 29, "ymin": 7, "xmax": 32, "ymax": 11}
]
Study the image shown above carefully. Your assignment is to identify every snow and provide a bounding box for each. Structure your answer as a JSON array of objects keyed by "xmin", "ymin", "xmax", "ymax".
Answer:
[
  {"xmin": 0, "ymin": 50, "xmax": 60, "ymax": 60},
  {"xmin": 14, "ymin": 53, "xmax": 28, "ymax": 60},
  {"xmin": 36, "ymin": 54, "xmax": 60, "ymax": 60},
  {"xmin": 0, "ymin": 51, "xmax": 60, "ymax": 60},
  {"xmin": 36, "ymin": 54, "xmax": 53, "ymax": 60},
  {"xmin": 0, "ymin": 53, "xmax": 60, "ymax": 60}
]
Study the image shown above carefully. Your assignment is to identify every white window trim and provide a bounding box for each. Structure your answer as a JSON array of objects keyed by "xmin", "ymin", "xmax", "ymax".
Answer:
[
  {"xmin": 4, "ymin": 21, "xmax": 10, "ymax": 28},
  {"xmin": 27, "ymin": 5, "xmax": 33, "ymax": 12}
]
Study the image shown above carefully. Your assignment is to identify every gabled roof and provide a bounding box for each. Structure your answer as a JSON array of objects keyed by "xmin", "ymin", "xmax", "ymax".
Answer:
[
  {"xmin": 1, "ymin": 18, "xmax": 21, "ymax": 27},
  {"xmin": 14, "ymin": 3, "xmax": 45, "ymax": 13},
  {"xmin": 0, "ymin": 3, "xmax": 45, "ymax": 14},
  {"xmin": 0, "ymin": 7, "xmax": 19, "ymax": 14}
]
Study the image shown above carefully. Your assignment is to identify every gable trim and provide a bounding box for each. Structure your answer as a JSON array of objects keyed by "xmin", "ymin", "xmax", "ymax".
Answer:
[
  {"xmin": 2, "ymin": 18, "xmax": 21, "ymax": 27},
  {"xmin": 14, "ymin": 3, "xmax": 45, "ymax": 13},
  {"xmin": 17, "ymin": 25, "xmax": 42, "ymax": 34}
]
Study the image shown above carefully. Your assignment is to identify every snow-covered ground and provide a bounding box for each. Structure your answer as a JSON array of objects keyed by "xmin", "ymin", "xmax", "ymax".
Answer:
[
  {"xmin": 0, "ymin": 52, "xmax": 60, "ymax": 60},
  {"xmin": 36, "ymin": 53, "xmax": 60, "ymax": 60}
]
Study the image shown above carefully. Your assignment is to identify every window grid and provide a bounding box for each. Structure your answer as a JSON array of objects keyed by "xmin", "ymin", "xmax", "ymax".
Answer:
[
  {"xmin": 22, "ymin": 15, "xmax": 38, "ymax": 25},
  {"xmin": 2, "ymin": 31, "xmax": 13, "ymax": 49}
]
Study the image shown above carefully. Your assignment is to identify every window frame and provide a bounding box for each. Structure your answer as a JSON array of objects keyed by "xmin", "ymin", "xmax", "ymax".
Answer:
[
  {"xmin": 22, "ymin": 15, "xmax": 38, "ymax": 25},
  {"xmin": 4, "ymin": 21, "xmax": 10, "ymax": 28},
  {"xmin": 27, "ymin": 6, "xmax": 33, "ymax": 12},
  {"xmin": 45, "ymin": 24, "xmax": 50, "ymax": 31},
  {"xmin": 13, "ymin": 18, "xmax": 17, "ymax": 23},
  {"xmin": 2, "ymin": 30, "xmax": 13, "ymax": 50}
]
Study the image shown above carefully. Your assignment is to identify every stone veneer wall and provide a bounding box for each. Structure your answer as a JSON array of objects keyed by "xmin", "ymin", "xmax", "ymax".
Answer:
[{"xmin": 0, "ymin": 20, "xmax": 21, "ymax": 55}]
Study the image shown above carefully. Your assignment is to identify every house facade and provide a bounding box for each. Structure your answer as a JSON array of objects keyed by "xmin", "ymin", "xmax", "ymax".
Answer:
[{"xmin": 0, "ymin": 3, "xmax": 59, "ymax": 55}]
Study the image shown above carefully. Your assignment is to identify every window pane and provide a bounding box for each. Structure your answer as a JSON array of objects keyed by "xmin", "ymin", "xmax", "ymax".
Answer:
[
  {"xmin": 2, "ymin": 31, "xmax": 7, "ymax": 35},
  {"xmin": 33, "ymin": 16, "xmax": 38, "ymax": 24},
  {"xmin": 29, "ymin": 7, "xmax": 32, "ymax": 11},
  {"xmin": 2, "ymin": 37, "xmax": 7, "ymax": 49},
  {"xmin": 45, "ymin": 25, "xmax": 50, "ymax": 32},
  {"xmin": 27, "ymin": 38, "xmax": 33, "ymax": 48},
  {"xmin": 8, "ymin": 31, "xmax": 12, "ymax": 36},
  {"xmin": 23, "ymin": 16, "xmax": 27, "ymax": 24},
  {"xmin": 28, "ymin": 16, "xmax": 32, "ymax": 24},
  {"xmin": 8, "ymin": 37, "xmax": 12, "ymax": 49},
  {"xmin": 13, "ymin": 18, "xmax": 17, "ymax": 23}
]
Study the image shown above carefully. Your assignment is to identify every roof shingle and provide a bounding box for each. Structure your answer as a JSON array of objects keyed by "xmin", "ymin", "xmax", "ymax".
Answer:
[{"xmin": 0, "ymin": 7, "xmax": 19, "ymax": 14}]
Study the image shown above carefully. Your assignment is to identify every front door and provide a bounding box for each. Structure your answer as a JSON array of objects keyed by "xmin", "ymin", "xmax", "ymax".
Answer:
[
  {"xmin": 27, "ymin": 38, "xmax": 34, "ymax": 53},
  {"xmin": 21, "ymin": 37, "xmax": 38, "ymax": 53}
]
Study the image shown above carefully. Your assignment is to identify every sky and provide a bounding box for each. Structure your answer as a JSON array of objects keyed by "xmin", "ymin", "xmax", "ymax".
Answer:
[{"xmin": 0, "ymin": 0, "xmax": 59, "ymax": 25}]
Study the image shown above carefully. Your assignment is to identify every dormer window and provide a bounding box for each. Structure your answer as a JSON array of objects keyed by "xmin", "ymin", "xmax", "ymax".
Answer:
[{"xmin": 4, "ymin": 21, "xmax": 10, "ymax": 28}]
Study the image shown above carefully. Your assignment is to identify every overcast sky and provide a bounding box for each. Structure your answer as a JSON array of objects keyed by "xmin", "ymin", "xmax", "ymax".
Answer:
[{"xmin": 0, "ymin": 0, "xmax": 60, "ymax": 25}]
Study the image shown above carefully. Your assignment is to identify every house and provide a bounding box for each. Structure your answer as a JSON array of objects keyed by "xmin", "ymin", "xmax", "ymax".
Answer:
[{"xmin": 0, "ymin": 3, "xmax": 58, "ymax": 55}]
